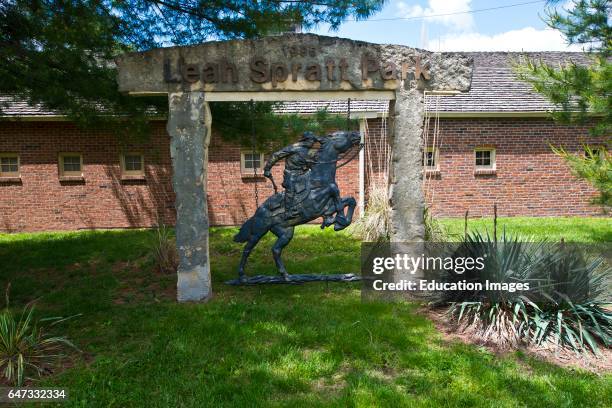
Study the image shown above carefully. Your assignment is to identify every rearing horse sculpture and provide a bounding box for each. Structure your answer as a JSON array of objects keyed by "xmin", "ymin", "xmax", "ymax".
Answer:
[{"xmin": 233, "ymin": 130, "xmax": 361, "ymax": 282}]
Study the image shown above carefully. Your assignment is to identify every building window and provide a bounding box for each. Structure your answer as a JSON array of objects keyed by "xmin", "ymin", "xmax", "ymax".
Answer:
[
  {"xmin": 120, "ymin": 153, "xmax": 145, "ymax": 178},
  {"xmin": 475, "ymin": 148, "xmax": 496, "ymax": 170},
  {"xmin": 241, "ymin": 151, "xmax": 264, "ymax": 176},
  {"xmin": 0, "ymin": 154, "xmax": 19, "ymax": 177},
  {"xmin": 422, "ymin": 147, "xmax": 439, "ymax": 170},
  {"xmin": 59, "ymin": 153, "xmax": 83, "ymax": 177}
]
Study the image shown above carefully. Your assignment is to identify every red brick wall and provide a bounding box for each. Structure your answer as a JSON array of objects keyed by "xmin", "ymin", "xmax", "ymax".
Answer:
[
  {"xmin": 0, "ymin": 117, "xmax": 605, "ymax": 232},
  {"xmin": 421, "ymin": 118, "xmax": 607, "ymax": 217},
  {"xmin": 0, "ymin": 120, "xmax": 360, "ymax": 232},
  {"xmin": 0, "ymin": 121, "xmax": 175, "ymax": 232}
]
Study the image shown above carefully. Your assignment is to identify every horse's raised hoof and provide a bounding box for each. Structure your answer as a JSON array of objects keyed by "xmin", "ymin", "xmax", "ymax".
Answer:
[
  {"xmin": 334, "ymin": 214, "xmax": 348, "ymax": 226},
  {"xmin": 321, "ymin": 215, "xmax": 334, "ymax": 229},
  {"xmin": 334, "ymin": 224, "xmax": 348, "ymax": 231},
  {"xmin": 332, "ymin": 214, "xmax": 349, "ymax": 231}
]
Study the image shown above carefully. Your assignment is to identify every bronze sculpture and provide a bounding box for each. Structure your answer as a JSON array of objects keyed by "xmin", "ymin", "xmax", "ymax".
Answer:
[
  {"xmin": 233, "ymin": 130, "xmax": 362, "ymax": 283},
  {"xmin": 263, "ymin": 131, "xmax": 321, "ymax": 218}
]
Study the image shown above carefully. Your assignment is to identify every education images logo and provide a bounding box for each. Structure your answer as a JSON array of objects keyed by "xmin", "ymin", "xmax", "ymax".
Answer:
[{"xmin": 368, "ymin": 252, "xmax": 530, "ymax": 293}]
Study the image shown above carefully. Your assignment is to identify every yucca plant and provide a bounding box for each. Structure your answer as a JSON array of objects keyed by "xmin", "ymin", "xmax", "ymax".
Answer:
[
  {"xmin": 0, "ymin": 289, "xmax": 76, "ymax": 386},
  {"xmin": 526, "ymin": 245, "xmax": 611, "ymax": 353},
  {"xmin": 436, "ymin": 231, "xmax": 612, "ymax": 353},
  {"xmin": 439, "ymin": 231, "xmax": 551, "ymax": 345},
  {"xmin": 149, "ymin": 223, "xmax": 178, "ymax": 273}
]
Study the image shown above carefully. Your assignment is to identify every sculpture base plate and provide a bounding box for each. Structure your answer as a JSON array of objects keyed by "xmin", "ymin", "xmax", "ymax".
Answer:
[{"xmin": 226, "ymin": 273, "xmax": 361, "ymax": 285}]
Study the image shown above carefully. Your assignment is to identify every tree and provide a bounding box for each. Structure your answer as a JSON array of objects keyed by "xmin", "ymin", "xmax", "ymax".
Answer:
[
  {"xmin": 516, "ymin": 0, "xmax": 611, "ymax": 207},
  {"xmin": 0, "ymin": 0, "xmax": 386, "ymax": 141},
  {"xmin": 211, "ymin": 103, "xmax": 358, "ymax": 150}
]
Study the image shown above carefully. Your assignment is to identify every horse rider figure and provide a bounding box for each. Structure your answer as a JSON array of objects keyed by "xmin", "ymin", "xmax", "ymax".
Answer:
[{"xmin": 263, "ymin": 132, "xmax": 321, "ymax": 218}]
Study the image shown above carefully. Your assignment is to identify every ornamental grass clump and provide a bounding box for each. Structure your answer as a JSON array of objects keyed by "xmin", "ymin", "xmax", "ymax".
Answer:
[
  {"xmin": 0, "ymin": 288, "xmax": 76, "ymax": 386},
  {"xmin": 350, "ymin": 183, "xmax": 392, "ymax": 241},
  {"xmin": 424, "ymin": 207, "xmax": 447, "ymax": 242},
  {"xmin": 437, "ymin": 231, "xmax": 611, "ymax": 354},
  {"xmin": 149, "ymin": 223, "xmax": 178, "ymax": 273}
]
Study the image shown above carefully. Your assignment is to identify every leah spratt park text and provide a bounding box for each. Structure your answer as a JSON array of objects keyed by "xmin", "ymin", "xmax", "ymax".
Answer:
[{"xmin": 163, "ymin": 54, "xmax": 431, "ymax": 86}]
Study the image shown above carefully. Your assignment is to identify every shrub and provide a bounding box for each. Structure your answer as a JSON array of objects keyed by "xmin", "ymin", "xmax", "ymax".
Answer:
[
  {"xmin": 0, "ymin": 290, "xmax": 76, "ymax": 386},
  {"xmin": 436, "ymin": 231, "xmax": 611, "ymax": 353},
  {"xmin": 150, "ymin": 223, "xmax": 178, "ymax": 273}
]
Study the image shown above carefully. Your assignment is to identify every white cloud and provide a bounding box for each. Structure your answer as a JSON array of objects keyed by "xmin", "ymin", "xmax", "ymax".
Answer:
[
  {"xmin": 397, "ymin": 0, "xmax": 474, "ymax": 32},
  {"xmin": 436, "ymin": 27, "xmax": 585, "ymax": 51},
  {"xmin": 393, "ymin": 1, "xmax": 585, "ymax": 52}
]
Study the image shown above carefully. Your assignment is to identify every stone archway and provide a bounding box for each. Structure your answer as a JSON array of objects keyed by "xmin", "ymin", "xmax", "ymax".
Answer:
[{"xmin": 116, "ymin": 33, "xmax": 473, "ymax": 302}]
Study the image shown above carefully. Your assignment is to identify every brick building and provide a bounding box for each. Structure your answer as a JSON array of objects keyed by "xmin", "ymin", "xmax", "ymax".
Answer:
[{"xmin": 0, "ymin": 52, "xmax": 607, "ymax": 232}]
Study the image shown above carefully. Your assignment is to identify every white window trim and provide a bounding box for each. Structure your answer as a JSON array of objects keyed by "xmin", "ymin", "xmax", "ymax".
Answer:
[
  {"xmin": 120, "ymin": 153, "xmax": 145, "ymax": 178},
  {"xmin": 0, "ymin": 153, "xmax": 20, "ymax": 178},
  {"xmin": 58, "ymin": 153, "xmax": 83, "ymax": 178},
  {"xmin": 474, "ymin": 148, "xmax": 496, "ymax": 171},
  {"xmin": 423, "ymin": 147, "xmax": 439, "ymax": 171},
  {"xmin": 240, "ymin": 150, "xmax": 265, "ymax": 176}
]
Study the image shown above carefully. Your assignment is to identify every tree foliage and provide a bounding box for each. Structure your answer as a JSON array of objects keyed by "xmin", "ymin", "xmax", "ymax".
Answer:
[
  {"xmin": 552, "ymin": 144, "xmax": 612, "ymax": 206},
  {"xmin": 211, "ymin": 103, "xmax": 358, "ymax": 151},
  {"xmin": 0, "ymin": 0, "xmax": 385, "ymax": 140},
  {"xmin": 516, "ymin": 0, "xmax": 611, "ymax": 207}
]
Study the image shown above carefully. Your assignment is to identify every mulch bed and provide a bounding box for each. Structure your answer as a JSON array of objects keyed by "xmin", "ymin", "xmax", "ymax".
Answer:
[{"xmin": 421, "ymin": 307, "xmax": 612, "ymax": 375}]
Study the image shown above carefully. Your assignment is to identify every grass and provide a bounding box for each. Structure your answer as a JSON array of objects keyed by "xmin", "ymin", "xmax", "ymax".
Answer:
[
  {"xmin": 441, "ymin": 216, "xmax": 612, "ymax": 243},
  {"xmin": 0, "ymin": 218, "xmax": 610, "ymax": 407}
]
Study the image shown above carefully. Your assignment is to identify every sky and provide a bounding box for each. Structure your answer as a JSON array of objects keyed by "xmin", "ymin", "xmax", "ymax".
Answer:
[{"xmin": 309, "ymin": 0, "xmax": 584, "ymax": 52}]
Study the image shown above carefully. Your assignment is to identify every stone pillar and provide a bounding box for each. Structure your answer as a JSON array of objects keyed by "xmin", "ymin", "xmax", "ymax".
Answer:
[
  {"xmin": 388, "ymin": 87, "xmax": 426, "ymax": 291},
  {"xmin": 167, "ymin": 92, "xmax": 212, "ymax": 302},
  {"xmin": 389, "ymin": 87, "xmax": 425, "ymax": 243}
]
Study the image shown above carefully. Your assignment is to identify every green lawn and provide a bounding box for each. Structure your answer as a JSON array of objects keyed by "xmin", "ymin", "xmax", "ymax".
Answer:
[
  {"xmin": 441, "ymin": 216, "xmax": 612, "ymax": 243},
  {"xmin": 0, "ymin": 218, "xmax": 610, "ymax": 407}
]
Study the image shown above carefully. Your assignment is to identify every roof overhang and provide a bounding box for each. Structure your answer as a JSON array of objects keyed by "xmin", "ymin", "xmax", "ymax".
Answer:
[
  {"xmin": 1, "ymin": 111, "xmax": 560, "ymax": 121},
  {"xmin": 201, "ymin": 90, "xmax": 396, "ymax": 102},
  {"xmin": 435, "ymin": 111, "xmax": 551, "ymax": 118},
  {"xmin": 0, "ymin": 115, "xmax": 69, "ymax": 121},
  {"xmin": 0, "ymin": 115, "xmax": 168, "ymax": 122}
]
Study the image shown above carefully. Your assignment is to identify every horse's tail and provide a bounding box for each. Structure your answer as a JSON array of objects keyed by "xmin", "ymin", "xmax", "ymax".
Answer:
[{"xmin": 233, "ymin": 216, "xmax": 255, "ymax": 243}]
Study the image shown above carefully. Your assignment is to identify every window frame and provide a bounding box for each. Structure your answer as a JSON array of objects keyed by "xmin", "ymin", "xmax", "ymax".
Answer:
[
  {"xmin": 0, "ymin": 153, "xmax": 20, "ymax": 178},
  {"xmin": 58, "ymin": 153, "xmax": 83, "ymax": 178},
  {"xmin": 423, "ymin": 147, "xmax": 439, "ymax": 171},
  {"xmin": 474, "ymin": 147, "xmax": 496, "ymax": 171},
  {"xmin": 120, "ymin": 153, "xmax": 145, "ymax": 178},
  {"xmin": 240, "ymin": 150, "xmax": 265, "ymax": 176}
]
